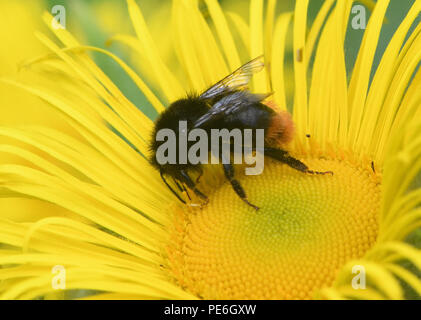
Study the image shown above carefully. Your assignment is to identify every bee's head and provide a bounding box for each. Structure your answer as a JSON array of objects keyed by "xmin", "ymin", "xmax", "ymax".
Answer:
[{"xmin": 148, "ymin": 97, "xmax": 208, "ymax": 169}]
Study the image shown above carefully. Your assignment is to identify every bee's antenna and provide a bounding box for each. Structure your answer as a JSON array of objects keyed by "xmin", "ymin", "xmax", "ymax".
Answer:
[{"xmin": 160, "ymin": 170, "xmax": 186, "ymax": 204}]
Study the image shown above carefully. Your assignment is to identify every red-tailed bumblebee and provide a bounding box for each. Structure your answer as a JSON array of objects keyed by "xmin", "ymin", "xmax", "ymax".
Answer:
[{"xmin": 149, "ymin": 56, "xmax": 332, "ymax": 210}]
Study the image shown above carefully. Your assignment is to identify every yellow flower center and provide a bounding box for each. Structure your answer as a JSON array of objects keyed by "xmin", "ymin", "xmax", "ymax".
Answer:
[{"xmin": 166, "ymin": 155, "xmax": 381, "ymax": 299}]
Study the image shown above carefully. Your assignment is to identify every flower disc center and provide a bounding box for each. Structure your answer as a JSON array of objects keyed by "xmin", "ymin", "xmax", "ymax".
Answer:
[{"xmin": 167, "ymin": 157, "xmax": 381, "ymax": 299}]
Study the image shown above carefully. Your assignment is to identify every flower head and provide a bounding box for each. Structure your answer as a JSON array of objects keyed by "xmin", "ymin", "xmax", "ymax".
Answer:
[{"xmin": 0, "ymin": 0, "xmax": 420, "ymax": 300}]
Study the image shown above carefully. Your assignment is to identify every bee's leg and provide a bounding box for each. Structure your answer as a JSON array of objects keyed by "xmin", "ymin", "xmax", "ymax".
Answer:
[
  {"xmin": 196, "ymin": 166, "xmax": 204, "ymax": 184},
  {"xmin": 222, "ymin": 161, "xmax": 259, "ymax": 210},
  {"xmin": 264, "ymin": 147, "xmax": 333, "ymax": 175},
  {"xmin": 160, "ymin": 170, "xmax": 186, "ymax": 204},
  {"xmin": 183, "ymin": 185, "xmax": 192, "ymax": 201},
  {"xmin": 178, "ymin": 170, "xmax": 208, "ymax": 201},
  {"xmin": 173, "ymin": 178, "xmax": 191, "ymax": 201},
  {"xmin": 173, "ymin": 178, "xmax": 183, "ymax": 192}
]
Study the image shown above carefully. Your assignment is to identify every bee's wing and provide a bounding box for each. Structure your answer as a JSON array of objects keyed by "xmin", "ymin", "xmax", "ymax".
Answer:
[
  {"xmin": 199, "ymin": 55, "xmax": 265, "ymax": 100},
  {"xmin": 194, "ymin": 56, "xmax": 268, "ymax": 128},
  {"xmin": 194, "ymin": 91, "xmax": 271, "ymax": 128}
]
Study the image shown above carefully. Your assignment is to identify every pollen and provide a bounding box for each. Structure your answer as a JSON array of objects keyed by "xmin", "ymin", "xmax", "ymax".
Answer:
[{"xmin": 166, "ymin": 156, "xmax": 381, "ymax": 299}]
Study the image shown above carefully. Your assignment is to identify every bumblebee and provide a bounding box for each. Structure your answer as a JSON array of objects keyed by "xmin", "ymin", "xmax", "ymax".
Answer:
[{"xmin": 149, "ymin": 56, "xmax": 331, "ymax": 210}]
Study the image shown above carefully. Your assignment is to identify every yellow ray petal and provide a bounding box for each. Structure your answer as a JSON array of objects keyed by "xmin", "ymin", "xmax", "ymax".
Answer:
[
  {"xmin": 271, "ymin": 13, "xmax": 292, "ymax": 111},
  {"xmin": 171, "ymin": 0, "xmax": 206, "ymax": 92},
  {"xmin": 373, "ymin": 34, "xmax": 421, "ymax": 160},
  {"xmin": 249, "ymin": 0, "xmax": 267, "ymax": 92},
  {"xmin": 66, "ymin": 45, "xmax": 165, "ymax": 113},
  {"xmin": 0, "ymin": 165, "xmax": 166, "ymax": 248},
  {"xmin": 386, "ymin": 264, "xmax": 421, "ymax": 297},
  {"xmin": 329, "ymin": 1, "xmax": 348, "ymax": 146},
  {"xmin": 0, "ymin": 79, "xmax": 152, "ymax": 181},
  {"xmin": 126, "ymin": 0, "xmax": 184, "ymax": 101},
  {"xmin": 263, "ymin": 0, "xmax": 276, "ymax": 89},
  {"xmin": 347, "ymin": 0, "xmax": 390, "ymax": 151},
  {"xmin": 204, "ymin": 0, "xmax": 241, "ymax": 70},
  {"xmin": 334, "ymin": 260, "xmax": 403, "ymax": 299},
  {"xmin": 40, "ymin": 14, "xmax": 158, "ymax": 145},
  {"xmin": 178, "ymin": 0, "xmax": 228, "ymax": 87},
  {"xmin": 226, "ymin": 12, "xmax": 250, "ymax": 54},
  {"xmin": 0, "ymin": 135, "xmax": 169, "ymax": 225},
  {"xmin": 292, "ymin": 0, "xmax": 309, "ymax": 147},
  {"xmin": 304, "ymin": 0, "xmax": 335, "ymax": 66},
  {"xmin": 357, "ymin": 0, "xmax": 421, "ymax": 158}
]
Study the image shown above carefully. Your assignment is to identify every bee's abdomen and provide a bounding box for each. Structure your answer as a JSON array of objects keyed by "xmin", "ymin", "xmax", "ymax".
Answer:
[
  {"xmin": 222, "ymin": 102, "xmax": 272, "ymax": 130},
  {"xmin": 265, "ymin": 111, "xmax": 295, "ymax": 147}
]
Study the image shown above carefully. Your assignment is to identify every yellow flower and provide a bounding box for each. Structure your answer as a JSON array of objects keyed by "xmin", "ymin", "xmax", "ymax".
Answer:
[
  {"xmin": 0, "ymin": 0, "xmax": 80, "ymax": 222},
  {"xmin": 0, "ymin": 0, "xmax": 420, "ymax": 300}
]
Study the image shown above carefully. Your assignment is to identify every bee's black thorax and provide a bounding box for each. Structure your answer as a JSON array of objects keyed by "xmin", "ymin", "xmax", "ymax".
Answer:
[{"xmin": 149, "ymin": 93, "xmax": 275, "ymax": 173}]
